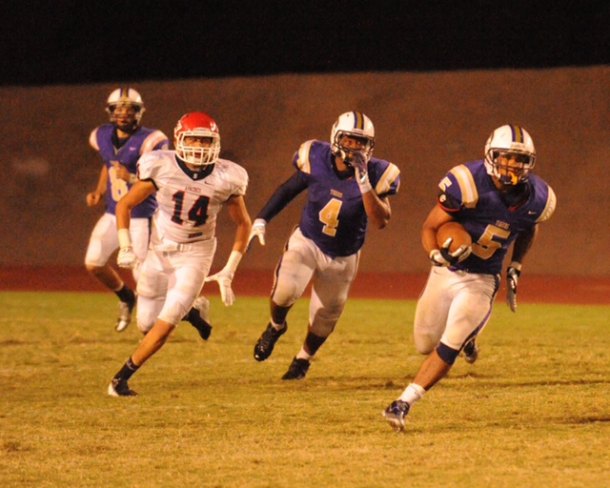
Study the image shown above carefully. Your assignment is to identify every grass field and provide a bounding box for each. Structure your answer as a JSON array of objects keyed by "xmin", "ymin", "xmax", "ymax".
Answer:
[{"xmin": 1, "ymin": 291, "xmax": 608, "ymax": 487}]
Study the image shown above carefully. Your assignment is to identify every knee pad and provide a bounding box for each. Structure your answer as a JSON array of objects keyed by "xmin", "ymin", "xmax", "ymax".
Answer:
[
  {"xmin": 271, "ymin": 279, "xmax": 300, "ymax": 308},
  {"xmin": 136, "ymin": 296, "xmax": 164, "ymax": 333}
]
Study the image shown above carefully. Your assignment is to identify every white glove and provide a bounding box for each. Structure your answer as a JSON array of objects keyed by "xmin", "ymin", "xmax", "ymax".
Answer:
[
  {"xmin": 117, "ymin": 247, "xmax": 137, "ymax": 269},
  {"xmin": 205, "ymin": 269, "xmax": 235, "ymax": 306},
  {"xmin": 204, "ymin": 250, "xmax": 243, "ymax": 306},
  {"xmin": 429, "ymin": 238, "xmax": 471, "ymax": 267},
  {"xmin": 248, "ymin": 218, "xmax": 266, "ymax": 246},
  {"xmin": 350, "ymin": 151, "xmax": 372, "ymax": 193}
]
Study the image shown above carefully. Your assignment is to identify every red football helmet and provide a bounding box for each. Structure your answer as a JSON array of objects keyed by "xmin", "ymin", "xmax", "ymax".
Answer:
[{"xmin": 174, "ymin": 112, "xmax": 221, "ymax": 166}]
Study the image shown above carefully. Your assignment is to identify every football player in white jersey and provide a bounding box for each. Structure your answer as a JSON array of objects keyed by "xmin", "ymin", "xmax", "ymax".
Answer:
[
  {"xmin": 107, "ymin": 112, "xmax": 252, "ymax": 397},
  {"xmin": 85, "ymin": 88, "xmax": 169, "ymax": 332}
]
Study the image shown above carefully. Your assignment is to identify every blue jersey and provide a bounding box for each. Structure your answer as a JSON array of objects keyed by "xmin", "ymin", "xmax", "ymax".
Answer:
[
  {"xmin": 89, "ymin": 124, "xmax": 168, "ymax": 218},
  {"xmin": 438, "ymin": 160, "xmax": 556, "ymax": 274},
  {"xmin": 294, "ymin": 140, "xmax": 400, "ymax": 257}
]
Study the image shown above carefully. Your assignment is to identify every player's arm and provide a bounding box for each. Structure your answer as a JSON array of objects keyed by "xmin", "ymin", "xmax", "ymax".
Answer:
[
  {"xmin": 421, "ymin": 204, "xmax": 455, "ymax": 255},
  {"xmin": 361, "ymin": 191, "xmax": 391, "ymax": 229},
  {"xmin": 510, "ymin": 225, "xmax": 538, "ymax": 264},
  {"xmin": 115, "ymin": 180, "xmax": 156, "ymax": 268},
  {"xmin": 226, "ymin": 195, "xmax": 253, "ymax": 255},
  {"xmin": 205, "ymin": 195, "xmax": 253, "ymax": 306},
  {"xmin": 86, "ymin": 165, "xmax": 108, "ymax": 207},
  {"xmin": 248, "ymin": 172, "xmax": 307, "ymax": 246}
]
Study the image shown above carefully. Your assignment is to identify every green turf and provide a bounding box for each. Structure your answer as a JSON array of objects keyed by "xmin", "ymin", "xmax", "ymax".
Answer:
[{"xmin": 0, "ymin": 292, "xmax": 608, "ymax": 487}]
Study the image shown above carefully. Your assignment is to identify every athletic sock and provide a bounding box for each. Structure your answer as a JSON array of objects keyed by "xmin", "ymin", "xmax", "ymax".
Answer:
[
  {"xmin": 270, "ymin": 320, "xmax": 286, "ymax": 331},
  {"xmin": 399, "ymin": 383, "xmax": 426, "ymax": 405},
  {"xmin": 115, "ymin": 285, "xmax": 135, "ymax": 304},
  {"xmin": 114, "ymin": 357, "xmax": 140, "ymax": 382},
  {"xmin": 295, "ymin": 348, "xmax": 312, "ymax": 361}
]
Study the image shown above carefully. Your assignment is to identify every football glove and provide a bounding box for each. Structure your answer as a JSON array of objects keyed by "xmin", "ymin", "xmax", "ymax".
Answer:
[
  {"xmin": 248, "ymin": 218, "xmax": 266, "ymax": 247},
  {"xmin": 506, "ymin": 263, "xmax": 521, "ymax": 312},
  {"xmin": 117, "ymin": 247, "xmax": 137, "ymax": 269},
  {"xmin": 349, "ymin": 151, "xmax": 372, "ymax": 193},
  {"xmin": 429, "ymin": 238, "xmax": 471, "ymax": 267},
  {"xmin": 204, "ymin": 250, "xmax": 243, "ymax": 307}
]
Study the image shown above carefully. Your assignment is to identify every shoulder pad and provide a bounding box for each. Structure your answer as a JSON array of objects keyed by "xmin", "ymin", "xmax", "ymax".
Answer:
[
  {"xmin": 536, "ymin": 184, "xmax": 557, "ymax": 223},
  {"xmin": 445, "ymin": 164, "xmax": 479, "ymax": 208}
]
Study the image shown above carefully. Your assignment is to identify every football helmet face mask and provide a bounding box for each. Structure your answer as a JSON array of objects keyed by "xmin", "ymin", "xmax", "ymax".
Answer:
[
  {"xmin": 330, "ymin": 111, "xmax": 375, "ymax": 165},
  {"xmin": 105, "ymin": 88, "xmax": 145, "ymax": 133},
  {"xmin": 484, "ymin": 124, "xmax": 536, "ymax": 186},
  {"xmin": 174, "ymin": 112, "xmax": 221, "ymax": 166}
]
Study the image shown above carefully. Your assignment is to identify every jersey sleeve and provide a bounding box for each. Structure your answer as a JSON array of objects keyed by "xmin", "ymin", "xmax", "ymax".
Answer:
[
  {"xmin": 372, "ymin": 161, "xmax": 400, "ymax": 196},
  {"xmin": 437, "ymin": 164, "xmax": 479, "ymax": 211},
  {"xmin": 88, "ymin": 128, "xmax": 99, "ymax": 151},
  {"xmin": 140, "ymin": 130, "xmax": 170, "ymax": 154},
  {"xmin": 228, "ymin": 163, "xmax": 249, "ymax": 196},
  {"xmin": 136, "ymin": 152, "xmax": 163, "ymax": 185},
  {"xmin": 292, "ymin": 140, "xmax": 316, "ymax": 174},
  {"xmin": 536, "ymin": 184, "xmax": 557, "ymax": 223}
]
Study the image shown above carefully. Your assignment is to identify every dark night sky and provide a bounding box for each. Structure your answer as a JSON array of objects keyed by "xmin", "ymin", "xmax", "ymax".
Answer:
[{"xmin": 2, "ymin": 1, "xmax": 608, "ymax": 86}]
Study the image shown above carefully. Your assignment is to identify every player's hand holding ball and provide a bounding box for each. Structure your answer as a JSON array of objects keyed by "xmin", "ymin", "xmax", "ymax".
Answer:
[{"xmin": 430, "ymin": 222, "xmax": 472, "ymax": 267}]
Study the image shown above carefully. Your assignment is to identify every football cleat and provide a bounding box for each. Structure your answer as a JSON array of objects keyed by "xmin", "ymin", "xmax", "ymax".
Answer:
[
  {"xmin": 462, "ymin": 338, "xmax": 479, "ymax": 364},
  {"xmin": 281, "ymin": 357, "xmax": 310, "ymax": 380},
  {"xmin": 253, "ymin": 322, "xmax": 287, "ymax": 361},
  {"xmin": 383, "ymin": 400, "xmax": 411, "ymax": 432},
  {"xmin": 115, "ymin": 297, "xmax": 136, "ymax": 332},
  {"xmin": 187, "ymin": 296, "xmax": 212, "ymax": 340},
  {"xmin": 107, "ymin": 378, "xmax": 137, "ymax": 397}
]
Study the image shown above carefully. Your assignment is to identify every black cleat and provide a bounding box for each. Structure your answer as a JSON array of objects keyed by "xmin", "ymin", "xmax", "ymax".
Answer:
[
  {"xmin": 107, "ymin": 378, "xmax": 137, "ymax": 397},
  {"xmin": 253, "ymin": 322, "xmax": 287, "ymax": 361},
  {"xmin": 187, "ymin": 296, "xmax": 212, "ymax": 340},
  {"xmin": 463, "ymin": 338, "xmax": 479, "ymax": 364},
  {"xmin": 383, "ymin": 400, "xmax": 410, "ymax": 432},
  {"xmin": 281, "ymin": 357, "xmax": 310, "ymax": 380}
]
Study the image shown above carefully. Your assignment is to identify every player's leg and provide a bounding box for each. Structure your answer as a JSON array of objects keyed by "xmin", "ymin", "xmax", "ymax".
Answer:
[
  {"xmin": 109, "ymin": 245, "xmax": 212, "ymax": 396},
  {"xmin": 84, "ymin": 213, "xmax": 136, "ymax": 331},
  {"xmin": 254, "ymin": 229, "xmax": 316, "ymax": 362},
  {"xmin": 128, "ymin": 217, "xmax": 152, "ymax": 282},
  {"xmin": 442, "ymin": 272, "xmax": 499, "ymax": 364},
  {"xmin": 134, "ymin": 250, "xmax": 167, "ymax": 334},
  {"xmin": 282, "ymin": 252, "xmax": 358, "ymax": 380},
  {"xmin": 412, "ymin": 267, "xmax": 453, "ymax": 354},
  {"xmin": 384, "ymin": 267, "xmax": 458, "ymax": 430},
  {"xmin": 384, "ymin": 272, "xmax": 498, "ymax": 430}
]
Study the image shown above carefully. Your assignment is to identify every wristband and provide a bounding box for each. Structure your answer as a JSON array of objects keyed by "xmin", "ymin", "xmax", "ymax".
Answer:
[
  {"xmin": 509, "ymin": 261, "xmax": 522, "ymax": 272},
  {"xmin": 357, "ymin": 171, "xmax": 373, "ymax": 193},
  {"xmin": 118, "ymin": 228, "xmax": 132, "ymax": 249}
]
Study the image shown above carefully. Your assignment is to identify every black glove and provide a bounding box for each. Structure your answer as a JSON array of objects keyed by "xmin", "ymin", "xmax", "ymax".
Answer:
[
  {"xmin": 506, "ymin": 263, "xmax": 521, "ymax": 312},
  {"xmin": 430, "ymin": 238, "xmax": 471, "ymax": 267}
]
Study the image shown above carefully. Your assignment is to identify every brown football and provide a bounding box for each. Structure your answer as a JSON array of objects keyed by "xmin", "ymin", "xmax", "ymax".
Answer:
[{"xmin": 436, "ymin": 221, "xmax": 472, "ymax": 252}]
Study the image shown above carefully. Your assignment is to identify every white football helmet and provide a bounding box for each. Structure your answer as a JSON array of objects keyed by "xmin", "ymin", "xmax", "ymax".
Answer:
[
  {"xmin": 105, "ymin": 87, "xmax": 145, "ymax": 132},
  {"xmin": 174, "ymin": 112, "xmax": 221, "ymax": 166},
  {"xmin": 484, "ymin": 124, "xmax": 536, "ymax": 185},
  {"xmin": 330, "ymin": 111, "xmax": 375, "ymax": 163}
]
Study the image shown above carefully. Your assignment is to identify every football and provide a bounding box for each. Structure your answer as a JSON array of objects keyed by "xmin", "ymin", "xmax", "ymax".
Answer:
[{"xmin": 436, "ymin": 221, "xmax": 472, "ymax": 253}]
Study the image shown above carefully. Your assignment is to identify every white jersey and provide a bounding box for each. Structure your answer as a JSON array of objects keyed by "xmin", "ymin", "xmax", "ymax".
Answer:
[{"xmin": 138, "ymin": 150, "xmax": 248, "ymax": 243}]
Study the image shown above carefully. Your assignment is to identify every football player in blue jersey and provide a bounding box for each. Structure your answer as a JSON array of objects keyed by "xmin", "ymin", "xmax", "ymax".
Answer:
[
  {"xmin": 383, "ymin": 124, "xmax": 557, "ymax": 432},
  {"xmin": 248, "ymin": 111, "xmax": 401, "ymax": 380},
  {"xmin": 85, "ymin": 88, "xmax": 168, "ymax": 332},
  {"xmin": 85, "ymin": 88, "xmax": 211, "ymax": 338}
]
